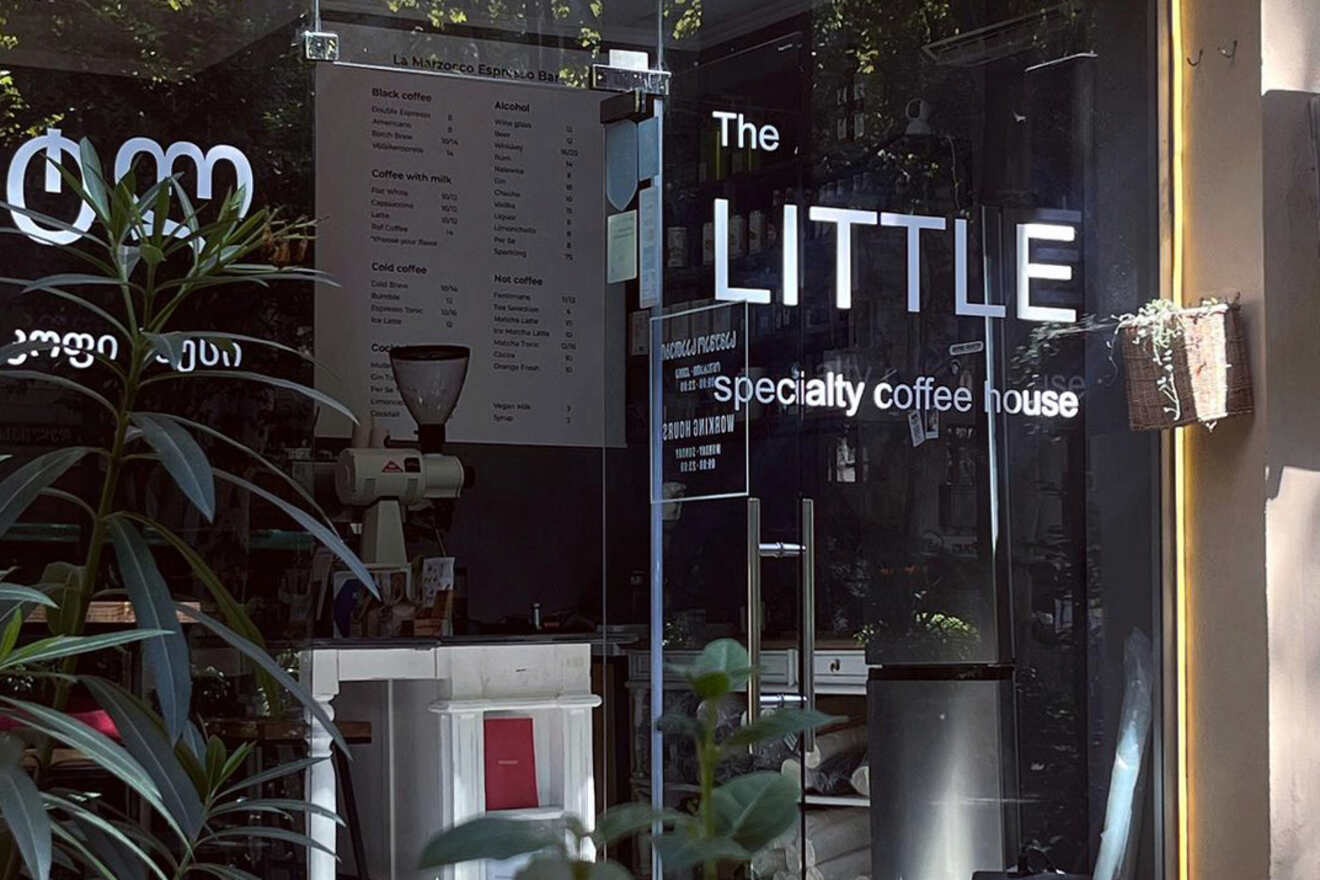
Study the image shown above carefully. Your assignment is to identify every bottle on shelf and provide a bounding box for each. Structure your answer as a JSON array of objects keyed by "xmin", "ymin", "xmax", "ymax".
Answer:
[
  {"xmin": 730, "ymin": 210, "xmax": 747, "ymax": 259},
  {"xmin": 748, "ymin": 206, "xmax": 765, "ymax": 255},
  {"xmin": 767, "ymin": 189, "xmax": 783, "ymax": 248}
]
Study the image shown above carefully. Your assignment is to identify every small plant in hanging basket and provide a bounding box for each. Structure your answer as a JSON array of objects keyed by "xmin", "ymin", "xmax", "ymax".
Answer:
[{"xmin": 1116, "ymin": 298, "xmax": 1253, "ymax": 431}]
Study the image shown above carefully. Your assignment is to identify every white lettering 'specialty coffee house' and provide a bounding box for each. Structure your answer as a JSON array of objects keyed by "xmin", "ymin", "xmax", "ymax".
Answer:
[{"xmin": 703, "ymin": 109, "xmax": 1083, "ymax": 421}]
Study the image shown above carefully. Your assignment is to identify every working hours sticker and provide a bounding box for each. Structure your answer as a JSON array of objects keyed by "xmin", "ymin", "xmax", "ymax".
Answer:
[{"xmin": 652, "ymin": 302, "xmax": 749, "ymax": 504}]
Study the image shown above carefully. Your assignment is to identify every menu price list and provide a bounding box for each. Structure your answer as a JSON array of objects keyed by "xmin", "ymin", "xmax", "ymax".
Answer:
[{"xmin": 315, "ymin": 65, "xmax": 605, "ymax": 446}]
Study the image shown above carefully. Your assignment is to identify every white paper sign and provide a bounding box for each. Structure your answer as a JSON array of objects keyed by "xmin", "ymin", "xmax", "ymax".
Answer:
[
  {"xmin": 606, "ymin": 210, "xmax": 638, "ymax": 283},
  {"xmin": 314, "ymin": 63, "xmax": 615, "ymax": 447}
]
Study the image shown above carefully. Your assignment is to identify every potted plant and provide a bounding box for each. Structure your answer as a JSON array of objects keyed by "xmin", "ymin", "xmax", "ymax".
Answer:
[
  {"xmin": 0, "ymin": 139, "xmax": 373, "ymax": 879},
  {"xmin": 1116, "ymin": 298, "xmax": 1253, "ymax": 431}
]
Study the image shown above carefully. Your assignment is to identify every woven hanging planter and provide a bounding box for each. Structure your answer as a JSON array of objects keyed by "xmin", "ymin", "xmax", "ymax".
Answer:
[{"xmin": 1118, "ymin": 301, "xmax": 1253, "ymax": 431}]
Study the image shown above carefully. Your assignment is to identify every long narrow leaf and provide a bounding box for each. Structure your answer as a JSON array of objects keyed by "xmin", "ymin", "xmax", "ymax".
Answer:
[
  {"xmin": 39, "ymin": 488, "xmax": 98, "ymax": 519},
  {"xmin": 0, "ymin": 734, "xmax": 51, "ymax": 880},
  {"xmin": 117, "ymin": 513, "xmax": 277, "ymax": 711},
  {"xmin": 130, "ymin": 413, "xmax": 215, "ymax": 521},
  {"xmin": 105, "ymin": 519, "xmax": 192, "ymax": 742},
  {"xmin": 72, "ymin": 140, "xmax": 110, "ymax": 223},
  {"xmin": 212, "ymin": 470, "xmax": 376, "ymax": 595},
  {"xmin": 210, "ymin": 797, "xmax": 346, "ymax": 825},
  {"xmin": 76, "ymin": 824, "xmax": 145, "ymax": 880},
  {"xmin": 50, "ymin": 823, "xmax": 115, "ymax": 880},
  {"xmin": 182, "ymin": 721, "xmax": 206, "ymax": 763},
  {"xmin": 48, "ymin": 844, "xmax": 76, "ymax": 873},
  {"xmin": 135, "ymin": 413, "xmax": 332, "ymax": 528},
  {"xmin": 21, "ymin": 274, "xmax": 133, "ymax": 294},
  {"xmin": 201, "ymin": 826, "xmax": 337, "ymax": 859},
  {"xmin": 0, "ymin": 338, "xmax": 78, "ymax": 368},
  {"xmin": 220, "ymin": 755, "xmax": 326, "ymax": 800},
  {"xmin": 0, "ymin": 200, "xmax": 107, "ymax": 248},
  {"xmin": 0, "ymin": 370, "xmax": 116, "ymax": 415},
  {"xmin": 142, "ymin": 331, "xmax": 186, "ymax": 371},
  {"xmin": 45, "ymin": 793, "xmax": 166, "ymax": 880},
  {"xmin": 0, "ymin": 613, "xmax": 22, "ymax": 661},
  {"xmin": 0, "ymin": 698, "xmax": 182, "ymax": 842},
  {"xmin": 175, "ymin": 605, "xmax": 349, "ymax": 756},
  {"xmin": 0, "ymin": 277, "xmax": 129, "ymax": 337},
  {"xmin": 0, "ymin": 236, "xmax": 116, "ymax": 276},
  {"xmin": 215, "ymin": 742, "xmax": 254, "ymax": 791},
  {"xmin": 81, "ymin": 679, "xmax": 205, "ymax": 840},
  {"xmin": 1, "ymin": 629, "xmax": 168, "ymax": 670},
  {"xmin": 46, "ymin": 794, "xmax": 176, "ymax": 869},
  {"xmin": 0, "ymin": 448, "xmax": 93, "ymax": 539},
  {"xmin": 141, "ymin": 370, "xmax": 358, "ymax": 424},
  {"xmin": 0, "ymin": 584, "xmax": 57, "ymax": 608},
  {"xmin": 190, "ymin": 864, "xmax": 261, "ymax": 880},
  {"xmin": 0, "ymin": 339, "xmax": 124, "ymax": 382}
]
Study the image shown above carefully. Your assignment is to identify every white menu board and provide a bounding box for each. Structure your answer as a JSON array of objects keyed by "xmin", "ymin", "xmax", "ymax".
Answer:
[{"xmin": 314, "ymin": 62, "xmax": 610, "ymax": 446}]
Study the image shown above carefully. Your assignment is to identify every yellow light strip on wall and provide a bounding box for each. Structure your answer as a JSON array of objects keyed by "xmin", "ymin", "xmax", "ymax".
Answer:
[{"xmin": 1170, "ymin": 0, "xmax": 1190, "ymax": 878}]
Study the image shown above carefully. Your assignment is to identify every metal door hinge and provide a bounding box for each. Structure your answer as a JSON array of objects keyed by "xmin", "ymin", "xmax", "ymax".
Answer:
[
  {"xmin": 592, "ymin": 64, "xmax": 670, "ymax": 96},
  {"xmin": 303, "ymin": 30, "xmax": 340, "ymax": 62}
]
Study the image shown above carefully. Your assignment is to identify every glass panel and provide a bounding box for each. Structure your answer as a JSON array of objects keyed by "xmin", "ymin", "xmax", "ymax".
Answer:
[
  {"xmin": 306, "ymin": 6, "xmax": 665, "ymax": 876},
  {"xmin": 0, "ymin": 2, "xmax": 664, "ymax": 878},
  {"xmin": 655, "ymin": 1, "xmax": 1164, "ymax": 879}
]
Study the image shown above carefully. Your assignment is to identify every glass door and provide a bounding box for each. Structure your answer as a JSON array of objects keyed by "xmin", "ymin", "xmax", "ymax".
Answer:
[
  {"xmin": 653, "ymin": 1, "xmax": 1166, "ymax": 879},
  {"xmin": 650, "ymin": 27, "xmax": 811, "ymax": 866}
]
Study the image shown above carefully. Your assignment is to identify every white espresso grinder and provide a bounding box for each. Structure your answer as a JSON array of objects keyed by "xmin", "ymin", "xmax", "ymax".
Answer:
[{"xmin": 334, "ymin": 345, "xmax": 472, "ymax": 567}]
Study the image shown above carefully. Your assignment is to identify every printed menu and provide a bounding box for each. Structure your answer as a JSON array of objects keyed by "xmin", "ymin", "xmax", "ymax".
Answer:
[{"xmin": 314, "ymin": 63, "xmax": 608, "ymax": 446}]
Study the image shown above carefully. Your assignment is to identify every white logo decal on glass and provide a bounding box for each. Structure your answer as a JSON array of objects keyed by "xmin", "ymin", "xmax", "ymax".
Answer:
[{"xmin": 6, "ymin": 128, "xmax": 254, "ymax": 246}]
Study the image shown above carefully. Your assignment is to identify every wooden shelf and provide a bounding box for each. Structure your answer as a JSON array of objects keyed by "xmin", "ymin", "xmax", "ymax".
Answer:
[
  {"xmin": 487, "ymin": 805, "xmax": 566, "ymax": 820},
  {"xmin": 804, "ymin": 794, "xmax": 869, "ymax": 807},
  {"xmin": 26, "ymin": 600, "xmax": 200, "ymax": 625}
]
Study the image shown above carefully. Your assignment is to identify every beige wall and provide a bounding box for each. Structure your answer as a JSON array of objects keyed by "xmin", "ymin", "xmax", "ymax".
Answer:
[
  {"xmin": 1181, "ymin": 1, "xmax": 1270, "ymax": 878},
  {"xmin": 1182, "ymin": 0, "xmax": 1320, "ymax": 876},
  {"xmin": 1262, "ymin": 0, "xmax": 1320, "ymax": 92},
  {"xmin": 1261, "ymin": 86, "xmax": 1320, "ymax": 880}
]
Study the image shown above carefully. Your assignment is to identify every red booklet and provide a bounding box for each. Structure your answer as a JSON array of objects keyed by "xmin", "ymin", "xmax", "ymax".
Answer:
[{"xmin": 484, "ymin": 717, "xmax": 538, "ymax": 811}]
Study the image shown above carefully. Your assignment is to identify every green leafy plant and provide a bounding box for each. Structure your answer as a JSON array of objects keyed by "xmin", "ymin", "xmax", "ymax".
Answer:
[
  {"xmin": 0, "ymin": 138, "xmax": 373, "ymax": 879},
  {"xmin": 418, "ymin": 639, "xmax": 837, "ymax": 880}
]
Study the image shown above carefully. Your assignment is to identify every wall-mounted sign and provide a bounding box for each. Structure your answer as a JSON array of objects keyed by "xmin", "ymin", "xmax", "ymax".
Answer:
[
  {"xmin": 330, "ymin": 22, "xmax": 594, "ymax": 86},
  {"xmin": 313, "ymin": 63, "xmax": 620, "ymax": 447},
  {"xmin": 651, "ymin": 302, "xmax": 748, "ymax": 504}
]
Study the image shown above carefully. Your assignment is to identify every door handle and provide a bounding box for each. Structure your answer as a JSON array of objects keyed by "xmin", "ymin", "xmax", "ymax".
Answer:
[
  {"xmin": 800, "ymin": 497, "xmax": 816, "ymax": 751},
  {"xmin": 747, "ymin": 497, "xmax": 815, "ymax": 732},
  {"xmin": 746, "ymin": 497, "xmax": 762, "ymax": 723}
]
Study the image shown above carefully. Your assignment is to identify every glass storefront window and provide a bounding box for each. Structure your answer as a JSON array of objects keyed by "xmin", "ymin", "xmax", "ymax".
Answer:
[{"xmin": 0, "ymin": 1, "xmax": 1166, "ymax": 878}]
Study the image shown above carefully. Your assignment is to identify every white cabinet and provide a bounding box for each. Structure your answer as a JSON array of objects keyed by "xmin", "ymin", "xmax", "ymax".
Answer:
[{"xmin": 302, "ymin": 643, "xmax": 601, "ymax": 880}]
